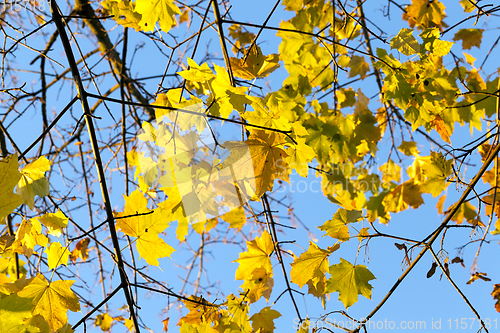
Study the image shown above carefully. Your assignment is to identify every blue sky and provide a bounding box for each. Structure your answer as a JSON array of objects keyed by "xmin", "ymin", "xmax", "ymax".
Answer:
[{"xmin": 3, "ymin": 0, "xmax": 500, "ymax": 332}]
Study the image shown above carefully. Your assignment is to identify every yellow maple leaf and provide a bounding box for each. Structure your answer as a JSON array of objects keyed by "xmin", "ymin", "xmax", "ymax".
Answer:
[
  {"xmin": 95, "ymin": 313, "xmax": 114, "ymax": 331},
  {"xmin": 326, "ymin": 258, "xmax": 376, "ymax": 309},
  {"xmin": 178, "ymin": 296, "xmax": 220, "ymax": 326},
  {"xmin": 208, "ymin": 64, "xmax": 251, "ymax": 117},
  {"xmin": 250, "ymin": 307, "xmax": 281, "ymax": 333},
  {"xmin": 37, "ymin": 209, "xmax": 68, "ymax": 237},
  {"xmin": 177, "ymin": 57, "xmax": 215, "ymax": 83},
  {"xmin": 17, "ymin": 274, "xmax": 80, "ymax": 332},
  {"xmin": 319, "ymin": 209, "xmax": 363, "ymax": 241},
  {"xmin": 233, "ymin": 231, "xmax": 274, "ymax": 280},
  {"xmin": 222, "ymin": 130, "xmax": 289, "ymax": 200},
  {"xmin": 403, "ymin": 0, "xmax": 446, "ymax": 30},
  {"xmin": 229, "ymin": 45, "xmax": 280, "ymax": 80},
  {"xmin": 240, "ymin": 267, "xmax": 274, "ymax": 303},
  {"xmin": 101, "ymin": 0, "xmax": 142, "ymax": 31},
  {"xmin": 12, "ymin": 218, "xmax": 48, "ymax": 258},
  {"xmin": 115, "ymin": 189, "xmax": 175, "ymax": 266},
  {"xmin": 290, "ymin": 242, "xmax": 338, "ymax": 288},
  {"xmin": 17, "ymin": 156, "xmax": 51, "ymax": 210},
  {"xmin": 242, "ymin": 96, "xmax": 290, "ymax": 133},
  {"xmin": 134, "ymin": 0, "xmax": 181, "ymax": 32},
  {"xmin": 286, "ymin": 136, "xmax": 316, "ymax": 177},
  {"xmin": 0, "ymin": 154, "xmax": 23, "ymax": 221},
  {"xmin": 453, "ymin": 29, "xmax": 483, "ymax": 50},
  {"xmin": 158, "ymin": 186, "xmax": 189, "ymax": 242},
  {"xmin": 45, "ymin": 242, "xmax": 70, "ymax": 270},
  {"xmin": 220, "ymin": 206, "xmax": 247, "ymax": 230},
  {"xmin": 69, "ymin": 237, "xmax": 90, "ymax": 263}
]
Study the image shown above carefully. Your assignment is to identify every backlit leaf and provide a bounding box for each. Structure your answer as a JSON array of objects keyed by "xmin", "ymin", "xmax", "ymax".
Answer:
[
  {"xmin": 17, "ymin": 156, "xmax": 51, "ymax": 210},
  {"xmin": 0, "ymin": 154, "xmax": 23, "ymax": 221},
  {"xmin": 233, "ymin": 231, "xmax": 274, "ymax": 280},
  {"xmin": 17, "ymin": 274, "xmax": 80, "ymax": 332},
  {"xmin": 326, "ymin": 258, "xmax": 376, "ymax": 309},
  {"xmin": 115, "ymin": 189, "xmax": 175, "ymax": 266}
]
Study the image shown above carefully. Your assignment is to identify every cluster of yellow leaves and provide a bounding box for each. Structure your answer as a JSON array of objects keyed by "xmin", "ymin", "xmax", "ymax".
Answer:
[
  {"xmin": 233, "ymin": 231, "xmax": 274, "ymax": 303},
  {"xmin": 101, "ymin": 0, "xmax": 181, "ymax": 32}
]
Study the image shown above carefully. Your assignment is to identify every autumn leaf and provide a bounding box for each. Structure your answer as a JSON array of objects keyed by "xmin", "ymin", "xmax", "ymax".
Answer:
[
  {"xmin": 398, "ymin": 141, "xmax": 419, "ymax": 156},
  {"xmin": 250, "ymin": 307, "xmax": 281, "ymax": 333},
  {"xmin": 177, "ymin": 57, "xmax": 215, "ymax": 83},
  {"xmin": 0, "ymin": 154, "xmax": 23, "ymax": 221},
  {"xmin": 403, "ymin": 0, "xmax": 446, "ymax": 29},
  {"xmin": 178, "ymin": 296, "xmax": 220, "ymax": 326},
  {"xmin": 240, "ymin": 267, "xmax": 274, "ymax": 303},
  {"xmin": 12, "ymin": 218, "xmax": 48, "ymax": 258},
  {"xmin": 17, "ymin": 274, "xmax": 80, "ymax": 332},
  {"xmin": 95, "ymin": 313, "xmax": 114, "ymax": 331},
  {"xmin": 290, "ymin": 242, "xmax": 338, "ymax": 288},
  {"xmin": 134, "ymin": 0, "xmax": 181, "ymax": 32},
  {"xmin": 101, "ymin": 0, "xmax": 142, "ymax": 31},
  {"xmin": 326, "ymin": 258, "xmax": 376, "ymax": 309},
  {"xmin": 431, "ymin": 115, "xmax": 451, "ymax": 144},
  {"xmin": 45, "ymin": 242, "xmax": 70, "ymax": 270},
  {"xmin": 115, "ymin": 189, "xmax": 175, "ymax": 266},
  {"xmin": 233, "ymin": 231, "xmax": 274, "ymax": 280},
  {"xmin": 319, "ymin": 209, "xmax": 363, "ymax": 241},
  {"xmin": 37, "ymin": 209, "xmax": 68, "ymax": 238},
  {"xmin": 69, "ymin": 238, "xmax": 90, "ymax": 263},
  {"xmin": 230, "ymin": 45, "xmax": 280, "ymax": 80},
  {"xmin": 348, "ymin": 55, "xmax": 370, "ymax": 79},
  {"xmin": 492, "ymin": 284, "xmax": 500, "ymax": 313},
  {"xmin": 391, "ymin": 28, "xmax": 420, "ymax": 55},
  {"xmin": 220, "ymin": 206, "xmax": 247, "ymax": 230},
  {"xmin": 17, "ymin": 156, "xmax": 51, "ymax": 210},
  {"xmin": 453, "ymin": 29, "xmax": 483, "ymax": 50},
  {"xmin": 222, "ymin": 130, "xmax": 289, "ymax": 199}
]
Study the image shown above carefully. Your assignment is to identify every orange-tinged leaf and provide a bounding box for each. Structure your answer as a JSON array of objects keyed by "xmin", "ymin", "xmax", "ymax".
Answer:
[
  {"xmin": 290, "ymin": 242, "xmax": 338, "ymax": 288},
  {"xmin": 178, "ymin": 296, "xmax": 220, "ymax": 326},
  {"xmin": 69, "ymin": 237, "xmax": 90, "ymax": 262},
  {"xmin": 326, "ymin": 258, "xmax": 376, "ymax": 309},
  {"xmin": 250, "ymin": 307, "xmax": 281, "ymax": 333},
  {"xmin": 492, "ymin": 284, "xmax": 500, "ymax": 313},
  {"xmin": 0, "ymin": 154, "xmax": 23, "ymax": 221},
  {"xmin": 17, "ymin": 274, "xmax": 80, "ymax": 332},
  {"xmin": 432, "ymin": 115, "xmax": 451, "ymax": 144},
  {"xmin": 222, "ymin": 130, "xmax": 289, "ymax": 199},
  {"xmin": 45, "ymin": 242, "xmax": 70, "ymax": 270},
  {"xmin": 403, "ymin": 0, "xmax": 446, "ymax": 29},
  {"xmin": 230, "ymin": 45, "xmax": 280, "ymax": 80},
  {"xmin": 17, "ymin": 156, "xmax": 51, "ymax": 210},
  {"xmin": 233, "ymin": 231, "xmax": 274, "ymax": 280}
]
